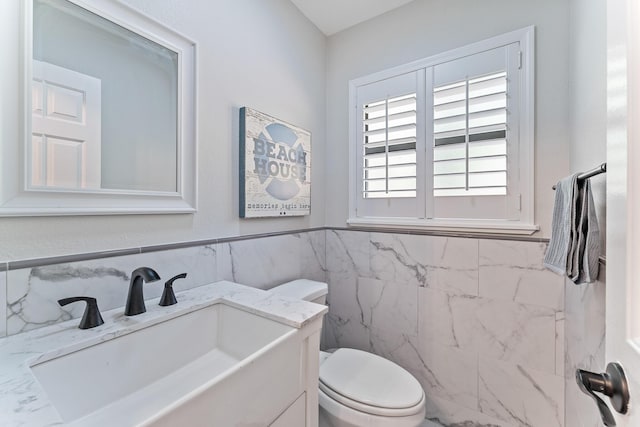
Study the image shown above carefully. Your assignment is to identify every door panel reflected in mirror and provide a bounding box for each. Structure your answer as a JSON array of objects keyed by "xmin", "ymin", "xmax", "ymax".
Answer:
[{"xmin": 32, "ymin": 0, "xmax": 178, "ymax": 193}]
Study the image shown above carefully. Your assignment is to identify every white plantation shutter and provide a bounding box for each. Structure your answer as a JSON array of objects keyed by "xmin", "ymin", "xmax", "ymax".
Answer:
[
  {"xmin": 433, "ymin": 72, "xmax": 507, "ymax": 197},
  {"xmin": 363, "ymin": 93, "xmax": 417, "ymax": 198},
  {"xmin": 356, "ymin": 70, "xmax": 426, "ymax": 218},
  {"xmin": 430, "ymin": 43, "xmax": 521, "ymax": 220}
]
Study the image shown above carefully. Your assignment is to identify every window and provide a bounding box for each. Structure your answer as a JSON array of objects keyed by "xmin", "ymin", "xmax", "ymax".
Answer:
[{"xmin": 349, "ymin": 27, "xmax": 535, "ymax": 233}]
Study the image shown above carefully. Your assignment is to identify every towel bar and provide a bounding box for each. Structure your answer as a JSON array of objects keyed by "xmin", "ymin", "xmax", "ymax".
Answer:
[{"xmin": 552, "ymin": 163, "xmax": 607, "ymax": 190}]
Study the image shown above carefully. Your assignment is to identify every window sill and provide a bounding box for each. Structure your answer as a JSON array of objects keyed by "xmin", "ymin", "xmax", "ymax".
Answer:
[{"xmin": 346, "ymin": 217, "xmax": 539, "ymax": 235}]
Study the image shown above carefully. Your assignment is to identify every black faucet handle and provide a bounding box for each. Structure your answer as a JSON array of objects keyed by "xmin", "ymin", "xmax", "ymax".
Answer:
[
  {"xmin": 58, "ymin": 296, "xmax": 105, "ymax": 330},
  {"xmin": 159, "ymin": 273, "xmax": 187, "ymax": 307}
]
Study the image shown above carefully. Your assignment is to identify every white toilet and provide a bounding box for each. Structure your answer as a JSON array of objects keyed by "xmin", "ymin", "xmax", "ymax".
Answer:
[{"xmin": 269, "ymin": 279, "xmax": 426, "ymax": 427}]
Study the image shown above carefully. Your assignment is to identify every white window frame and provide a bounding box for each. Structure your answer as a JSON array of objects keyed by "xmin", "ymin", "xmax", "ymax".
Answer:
[{"xmin": 348, "ymin": 26, "xmax": 537, "ymax": 235}]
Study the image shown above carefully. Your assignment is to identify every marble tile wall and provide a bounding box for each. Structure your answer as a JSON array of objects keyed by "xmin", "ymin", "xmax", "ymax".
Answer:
[
  {"xmin": 0, "ymin": 227, "xmax": 604, "ymax": 427},
  {"xmin": 324, "ymin": 229, "xmax": 567, "ymax": 427},
  {"xmin": 0, "ymin": 268, "xmax": 6, "ymax": 337},
  {"xmin": 1, "ymin": 230, "xmax": 326, "ymax": 336},
  {"xmin": 217, "ymin": 230, "xmax": 326, "ymax": 287},
  {"xmin": 564, "ymin": 266, "xmax": 606, "ymax": 427}
]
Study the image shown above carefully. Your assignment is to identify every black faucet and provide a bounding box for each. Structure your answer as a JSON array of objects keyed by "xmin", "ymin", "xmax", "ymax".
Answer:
[{"xmin": 125, "ymin": 267, "xmax": 161, "ymax": 316}]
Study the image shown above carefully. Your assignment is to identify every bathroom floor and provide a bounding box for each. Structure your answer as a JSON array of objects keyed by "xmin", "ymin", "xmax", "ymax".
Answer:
[{"xmin": 421, "ymin": 420, "xmax": 442, "ymax": 427}]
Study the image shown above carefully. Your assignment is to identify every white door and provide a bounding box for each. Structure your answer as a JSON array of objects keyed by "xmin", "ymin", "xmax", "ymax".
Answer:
[
  {"xmin": 31, "ymin": 60, "xmax": 101, "ymax": 189},
  {"xmin": 606, "ymin": 0, "xmax": 640, "ymax": 425}
]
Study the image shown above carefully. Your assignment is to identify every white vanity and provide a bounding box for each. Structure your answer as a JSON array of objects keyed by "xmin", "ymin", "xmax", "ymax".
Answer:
[{"xmin": 0, "ymin": 281, "xmax": 327, "ymax": 426}]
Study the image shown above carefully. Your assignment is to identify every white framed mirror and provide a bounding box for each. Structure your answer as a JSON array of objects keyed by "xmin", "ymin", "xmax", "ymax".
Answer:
[{"xmin": 0, "ymin": 0, "xmax": 197, "ymax": 216}]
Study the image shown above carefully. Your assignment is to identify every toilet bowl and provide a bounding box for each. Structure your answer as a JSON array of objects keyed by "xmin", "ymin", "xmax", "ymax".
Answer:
[{"xmin": 269, "ymin": 279, "xmax": 426, "ymax": 427}]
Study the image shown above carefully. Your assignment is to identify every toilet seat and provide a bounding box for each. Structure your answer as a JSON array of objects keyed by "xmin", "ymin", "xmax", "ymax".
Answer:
[
  {"xmin": 319, "ymin": 381, "xmax": 425, "ymax": 417},
  {"xmin": 319, "ymin": 348, "xmax": 425, "ymax": 417}
]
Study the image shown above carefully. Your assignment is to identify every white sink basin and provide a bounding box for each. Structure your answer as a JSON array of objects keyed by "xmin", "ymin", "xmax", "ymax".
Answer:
[{"xmin": 29, "ymin": 302, "xmax": 298, "ymax": 426}]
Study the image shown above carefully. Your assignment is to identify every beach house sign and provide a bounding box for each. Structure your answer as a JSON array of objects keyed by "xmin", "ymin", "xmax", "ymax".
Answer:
[{"xmin": 239, "ymin": 107, "xmax": 311, "ymax": 218}]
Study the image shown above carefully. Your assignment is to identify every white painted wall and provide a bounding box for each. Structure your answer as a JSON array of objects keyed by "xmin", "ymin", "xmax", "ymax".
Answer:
[
  {"xmin": 568, "ymin": 0, "xmax": 606, "ymax": 251},
  {"xmin": 0, "ymin": 0, "xmax": 326, "ymax": 260},
  {"xmin": 324, "ymin": 0, "xmax": 571, "ymax": 238},
  {"xmin": 0, "ymin": 0, "xmax": 590, "ymax": 258}
]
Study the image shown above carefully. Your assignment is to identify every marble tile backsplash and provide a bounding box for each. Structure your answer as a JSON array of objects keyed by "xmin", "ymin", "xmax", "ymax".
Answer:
[
  {"xmin": 218, "ymin": 230, "xmax": 326, "ymax": 288},
  {"xmin": 2, "ymin": 230, "xmax": 326, "ymax": 336},
  {"xmin": 0, "ymin": 228, "xmax": 604, "ymax": 427},
  {"xmin": 6, "ymin": 244, "xmax": 218, "ymax": 335}
]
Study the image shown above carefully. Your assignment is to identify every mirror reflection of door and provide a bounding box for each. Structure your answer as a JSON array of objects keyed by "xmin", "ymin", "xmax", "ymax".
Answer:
[
  {"xmin": 31, "ymin": 60, "xmax": 101, "ymax": 189},
  {"xmin": 32, "ymin": 0, "xmax": 179, "ymax": 194}
]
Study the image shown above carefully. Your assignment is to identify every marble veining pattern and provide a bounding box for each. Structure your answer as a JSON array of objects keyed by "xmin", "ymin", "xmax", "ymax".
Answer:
[
  {"xmin": 299, "ymin": 230, "xmax": 327, "ymax": 281},
  {"xmin": 216, "ymin": 242, "xmax": 234, "ymax": 282},
  {"xmin": 7, "ymin": 245, "xmax": 217, "ymax": 335},
  {"xmin": 0, "ymin": 281, "xmax": 327, "ymax": 427},
  {"xmin": 413, "ymin": 343, "xmax": 479, "ymax": 411},
  {"xmin": 564, "ymin": 270, "xmax": 606, "ymax": 427},
  {"xmin": 479, "ymin": 358, "xmax": 564, "ymax": 427},
  {"xmin": 369, "ymin": 233, "xmax": 479, "ymax": 295},
  {"xmin": 324, "ymin": 231, "xmax": 566, "ymax": 427},
  {"xmin": 1, "ymin": 228, "xmax": 576, "ymax": 427},
  {"xmin": 424, "ymin": 236, "xmax": 479, "ymax": 296},
  {"xmin": 0, "ymin": 271, "xmax": 6, "ymax": 338},
  {"xmin": 425, "ymin": 394, "xmax": 511, "ymax": 427},
  {"xmin": 369, "ymin": 233, "xmax": 429, "ymax": 287},
  {"xmin": 419, "ymin": 287, "xmax": 557, "ymax": 373},
  {"xmin": 326, "ymin": 229, "xmax": 371, "ymax": 280},
  {"xmin": 324, "ymin": 229, "xmax": 373, "ymax": 351},
  {"xmin": 556, "ymin": 312, "xmax": 565, "ymax": 378},
  {"xmin": 479, "ymin": 240, "xmax": 564, "ymax": 310},
  {"xmin": 357, "ymin": 277, "xmax": 418, "ymax": 352},
  {"xmin": 220, "ymin": 231, "xmax": 327, "ymax": 289}
]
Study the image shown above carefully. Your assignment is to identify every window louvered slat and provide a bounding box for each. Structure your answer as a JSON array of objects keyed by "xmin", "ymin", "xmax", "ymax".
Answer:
[
  {"xmin": 363, "ymin": 94, "xmax": 417, "ymax": 199},
  {"xmin": 433, "ymin": 71, "xmax": 507, "ymax": 197}
]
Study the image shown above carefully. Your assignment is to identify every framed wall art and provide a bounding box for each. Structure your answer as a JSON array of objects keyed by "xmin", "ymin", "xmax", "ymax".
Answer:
[{"xmin": 239, "ymin": 107, "xmax": 311, "ymax": 218}]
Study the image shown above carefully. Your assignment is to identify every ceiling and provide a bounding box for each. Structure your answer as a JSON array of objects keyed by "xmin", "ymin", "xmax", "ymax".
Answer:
[{"xmin": 289, "ymin": 0, "xmax": 416, "ymax": 36}]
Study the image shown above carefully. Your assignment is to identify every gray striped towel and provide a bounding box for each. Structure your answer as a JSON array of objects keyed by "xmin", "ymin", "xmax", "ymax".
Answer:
[
  {"xmin": 544, "ymin": 174, "xmax": 578, "ymax": 275},
  {"xmin": 544, "ymin": 174, "xmax": 600, "ymax": 283},
  {"xmin": 569, "ymin": 179, "xmax": 600, "ymax": 284}
]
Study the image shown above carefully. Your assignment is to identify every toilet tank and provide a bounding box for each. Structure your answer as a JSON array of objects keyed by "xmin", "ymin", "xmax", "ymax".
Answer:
[{"xmin": 268, "ymin": 279, "xmax": 328, "ymax": 305}]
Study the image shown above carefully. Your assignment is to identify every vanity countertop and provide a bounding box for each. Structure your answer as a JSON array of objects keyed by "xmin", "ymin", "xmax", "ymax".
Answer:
[{"xmin": 0, "ymin": 281, "xmax": 327, "ymax": 427}]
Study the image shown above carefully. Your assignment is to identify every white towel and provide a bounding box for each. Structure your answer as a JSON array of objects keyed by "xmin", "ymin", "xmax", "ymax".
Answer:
[
  {"xmin": 544, "ymin": 174, "xmax": 601, "ymax": 284},
  {"xmin": 544, "ymin": 174, "xmax": 578, "ymax": 275}
]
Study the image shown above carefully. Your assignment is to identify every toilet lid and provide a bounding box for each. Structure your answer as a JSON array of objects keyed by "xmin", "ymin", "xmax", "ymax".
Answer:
[{"xmin": 319, "ymin": 348, "xmax": 424, "ymax": 410}]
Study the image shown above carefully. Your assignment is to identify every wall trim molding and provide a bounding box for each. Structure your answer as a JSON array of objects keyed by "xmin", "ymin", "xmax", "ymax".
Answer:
[
  {"xmin": 335, "ymin": 226, "xmax": 550, "ymax": 243},
  {"xmin": 4, "ymin": 226, "xmax": 553, "ymax": 271}
]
